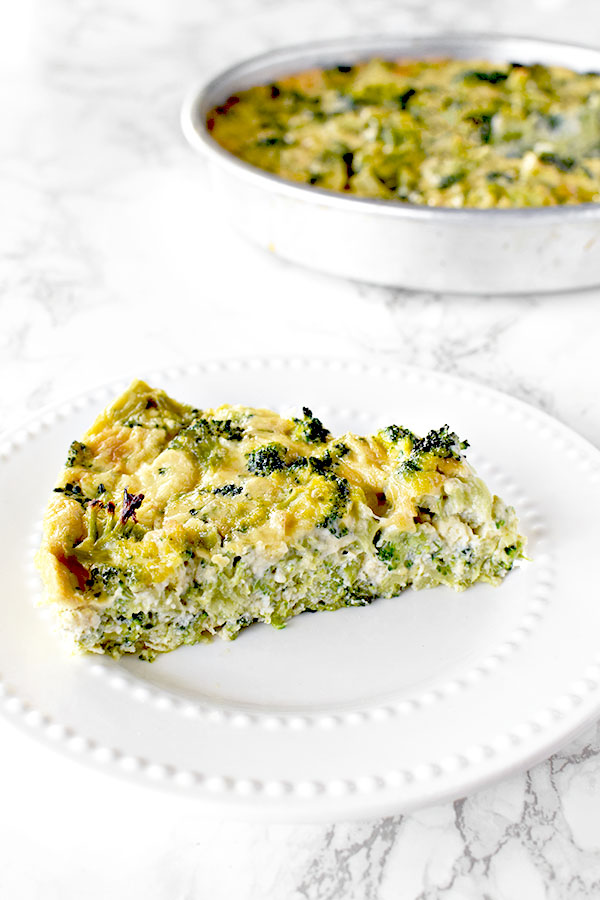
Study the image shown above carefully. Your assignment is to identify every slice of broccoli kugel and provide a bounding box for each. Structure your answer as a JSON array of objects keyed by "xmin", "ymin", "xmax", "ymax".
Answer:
[{"xmin": 36, "ymin": 381, "xmax": 525, "ymax": 660}]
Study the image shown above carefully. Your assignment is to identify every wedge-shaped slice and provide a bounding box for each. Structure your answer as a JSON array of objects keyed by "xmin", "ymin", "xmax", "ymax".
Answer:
[{"xmin": 37, "ymin": 381, "xmax": 525, "ymax": 659}]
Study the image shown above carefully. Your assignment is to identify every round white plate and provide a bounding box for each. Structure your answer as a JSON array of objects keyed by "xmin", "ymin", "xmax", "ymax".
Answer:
[{"xmin": 2, "ymin": 358, "xmax": 600, "ymax": 821}]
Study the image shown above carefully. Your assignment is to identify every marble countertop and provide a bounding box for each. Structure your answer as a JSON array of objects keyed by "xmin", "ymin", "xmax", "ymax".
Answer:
[{"xmin": 2, "ymin": 0, "xmax": 600, "ymax": 896}]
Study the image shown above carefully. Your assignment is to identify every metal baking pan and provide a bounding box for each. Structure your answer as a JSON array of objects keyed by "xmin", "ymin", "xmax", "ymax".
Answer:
[{"xmin": 182, "ymin": 34, "xmax": 600, "ymax": 294}]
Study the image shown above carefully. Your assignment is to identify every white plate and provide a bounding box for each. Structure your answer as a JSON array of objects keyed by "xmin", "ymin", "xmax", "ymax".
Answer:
[{"xmin": 2, "ymin": 358, "xmax": 600, "ymax": 821}]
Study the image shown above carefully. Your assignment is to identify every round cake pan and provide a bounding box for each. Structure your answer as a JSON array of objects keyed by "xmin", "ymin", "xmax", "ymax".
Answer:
[{"xmin": 182, "ymin": 34, "xmax": 600, "ymax": 294}]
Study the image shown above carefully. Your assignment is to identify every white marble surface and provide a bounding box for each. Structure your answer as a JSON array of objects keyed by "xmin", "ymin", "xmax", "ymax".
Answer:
[{"xmin": 2, "ymin": 0, "xmax": 600, "ymax": 896}]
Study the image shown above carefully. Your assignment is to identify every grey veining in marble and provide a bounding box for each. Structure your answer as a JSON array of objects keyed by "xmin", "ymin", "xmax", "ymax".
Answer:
[{"xmin": 2, "ymin": 0, "xmax": 600, "ymax": 896}]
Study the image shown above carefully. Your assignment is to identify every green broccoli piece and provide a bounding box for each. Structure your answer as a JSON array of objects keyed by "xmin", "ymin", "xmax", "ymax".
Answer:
[
  {"xmin": 399, "ymin": 457, "xmax": 423, "ymax": 475},
  {"xmin": 538, "ymin": 152, "xmax": 576, "ymax": 172},
  {"xmin": 169, "ymin": 416, "xmax": 244, "ymax": 464},
  {"xmin": 53, "ymin": 482, "xmax": 89, "ymax": 506},
  {"xmin": 396, "ymin": 425, "xmax": 468, "ymax": 477},
  {"xmin": 376, "ymin": 541, "xmax": 396, "ymax": 566},
  {"xmin": 179, "ymin": 417, "xmax": 244, "ymax": 444},
  {"xmin": 212, "ymin": 419, "xmax": 245, "ymax": 440},
  {"xmin": 380, "ymin": 424, "xmax": 415, "ymax": 444},
  {"xmin": 85, "ymin": 564, "xmax": 130, "ymax": 596},
  {"xmin": 292, "ymin": 407, "xmax": 331, "ymax": 444},
  {"xmin": 465, "ymin": 111, "xmax": 494, "ymax": 143},
  {"xmin": 213, "ymin": 484, "xmax": 243, "ymax": 496},
  {"xmin": 412, "ymin": 425, "xmax": 469, "ymax": 459},
  {"xmin": 374, "ymin": 529, "xmax": 431, "ymax": 571},
  {"xmin": 246, "ymin": 444, "xmax": 287, "ymax": 476},
  {"xmin": 318, "ymin": 474, "xmax": 350, "ymax": 536},
  {"xmin": 65, "ymin": 440, "xmax": 92, "ymax": 468},
  {"xmin": 439, "ymin": 172, "xmax": 465, "ymax": 190},
  {"xmin": 462, "ymin": 69, "xmax": 508, "ymax": 85}
]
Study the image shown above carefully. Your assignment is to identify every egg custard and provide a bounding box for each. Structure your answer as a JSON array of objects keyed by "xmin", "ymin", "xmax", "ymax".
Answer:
[
  {"xmin": 36, "ymin": 381, "xmax": 524, "ymax": 659},
  {"xmin": 208, "ymin": 58, "xmax": 600, "ymax": 207}
]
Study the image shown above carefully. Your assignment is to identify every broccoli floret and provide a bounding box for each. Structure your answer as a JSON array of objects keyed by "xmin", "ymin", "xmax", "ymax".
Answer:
[
  {"xmin": 291, "ymin": 448, "xmax": 338, "ymax": 476},
  {"xmin": 307, "ymin": 454, "xmax": 332, "ymax": 475},
  {"xmin": 332, "ymin": 441, "xmax": 350, "ymax": 459},
  {"xmin": 380, "ymin": 424, "xmax": 415, "ymax": 444},
  {"xmin": 195, "ymin": 418, "xmax": 245, "ymax": 441},
  {"xmin": 439, "ymin": 172, "xmax": 465, "ymax": 190},
  {"xmin": 175, "ymin": 417, "xmax": 244, "ymax": 445},
  {"xmin": 53, "ymin": 482, "xmax": 89, "ymax": 506},
  {"xmin": 344, "ymin": 589, "xmax": 375, "ymax": 607},
  {"xmin": 398, "ymin": 87, "xmax": 416, "ymax": 109},
  {"xmin": 318, "ymin": 474, "xmax": 350, "ymax": 536},
  {"xmin": 85, "ymin": 564, "xmax": 130, "ymax": 596},
  {"xmin": 287, "ymin": 445, "xmax": 351, "ymax": 534},
  {"xmin": 169, "ymin": 416, "xmax": 244, "ymax": 464},
  {"xmin": 465, "ymin": 111, "xmax": 494, "ymax": 143},
  {"xmin": 212, "ymin": 419, "xmax": 245, "ymax": 440},
  {"xmin": 374, "ymin": 530, "xmax": 431, "ymax": 571},
  {"xmin": 213, "ymin": 483, "xmax": 243, "ymax": 496},
  {"xmin": 304, "ymin": 442, "xmax": 350, "ymax": 475},
  {"xmin": 396, "ymin": 425, "xmax": 468, "ymax": 477},
  {"xmin": 412, "ymin": 425, "xmax": 469, "ymax": 459},
  {"xmin": 65, "ymin": 440, "xmax": 92, "ymax": 468},
  {"xmin": 246, "ymin": 444, "xmax": 287, "ymax": 476},
  {"xmin": 462, "ymin": 69, "xmax": 509, "ymax": 84},
  {"xmin": 399, "ymin": 458, "xmax": 423, "ymax": 475},
  {"xmin": 292, "ymin": 407, "xmax": 331, "ymax": 444},
  {"xmin": 374, "ymin": 535, "xmax": 411, "ymax": 571},
  {"xmin": 376, "ymin": 541, "xmax": 396, "ymax": 565},
  {"xmin": 538, "ymin": 152, "xmax": 576, "ymax": 172}
]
